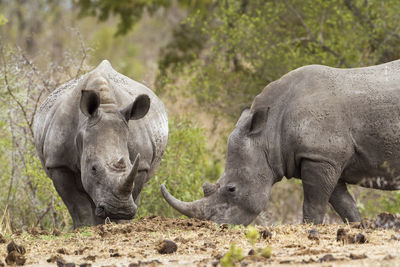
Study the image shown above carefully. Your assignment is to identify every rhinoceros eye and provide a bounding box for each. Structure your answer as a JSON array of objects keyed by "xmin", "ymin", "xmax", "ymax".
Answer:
[
  {"xmin": 227, "ymin": 185, "xmax": 236, "ymax": 193},
  {"xmin": 91, "ymin": 165, "xmax": 97, "ymax": 174}
]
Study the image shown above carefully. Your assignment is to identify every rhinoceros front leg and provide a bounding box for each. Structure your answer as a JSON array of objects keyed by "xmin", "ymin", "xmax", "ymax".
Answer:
[
  {"xmin": 48, "ymin": 168, "xmax": 103, "ymax": 228},
  {"xmin": 301, "ymin": 160, "xmax": 341, "ymax": 224},
  {"xmin": 328, "ymin": 181, "xmax": 361, "ymax": 222}
]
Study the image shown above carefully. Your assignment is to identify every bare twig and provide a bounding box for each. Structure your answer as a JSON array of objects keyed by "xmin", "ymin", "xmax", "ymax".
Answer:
[
  {"xmin": 30, "ymin": 87, "xmax": 46, "ymax": 131},
  {"xmin": 6, "ymin": 111, "xmax": 17, "ymax": 207},
  {"xmin": 20, "ymin": 52, "xmax": 52, "ymax": 92},
  {"xmin": 75, "ymin": 30, "xmax": 87, "ymax": 79},
  {"xmin": 1, "ymin": 47, "xmax": 35, "ymax": 138},
  {"xmin": 284, "ymin": 1, "xmax": 349, "ymax": 67},
  {"xmin": 35, "ymin": 203, "xmax": 52, "ymax": 227}
]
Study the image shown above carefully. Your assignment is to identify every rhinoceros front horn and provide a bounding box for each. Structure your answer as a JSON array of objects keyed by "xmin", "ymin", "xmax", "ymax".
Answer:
[
  {"xmin": 160, "ymin": 184, "xmax": 207, "ymax": 219},
  {"xmin": 119, "ymin": 154, "xmax": 140, "ymax": 194}
]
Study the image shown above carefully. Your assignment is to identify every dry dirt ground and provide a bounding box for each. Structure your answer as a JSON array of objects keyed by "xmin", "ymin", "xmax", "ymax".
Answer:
[{"xmin": 1, "ymin": 214, "xmax": 400, "ymax": 267}]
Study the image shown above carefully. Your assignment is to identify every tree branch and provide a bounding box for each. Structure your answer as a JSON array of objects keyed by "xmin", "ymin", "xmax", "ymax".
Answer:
[
  {"xmin": 1, "ymin": 47, "xmax": 34, "ymax": 139},
  {"xmin": 284, "ymin": 0, "xmax": 349, "ymax": 67}
]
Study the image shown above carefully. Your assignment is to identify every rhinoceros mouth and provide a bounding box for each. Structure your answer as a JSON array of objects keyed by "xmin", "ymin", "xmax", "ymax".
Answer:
[
  {"xmin": 95, "ymin": 202, "xmax": 137, "ymax": 220},
  {"xmin": 96, "ymin": 210, "xmax": 136, "ymax": 220}
]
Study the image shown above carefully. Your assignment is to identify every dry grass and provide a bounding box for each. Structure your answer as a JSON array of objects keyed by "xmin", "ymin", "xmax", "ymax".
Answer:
[{"xmin": 0, "ymin": 206, "xmax": 12, "ymax": 236}]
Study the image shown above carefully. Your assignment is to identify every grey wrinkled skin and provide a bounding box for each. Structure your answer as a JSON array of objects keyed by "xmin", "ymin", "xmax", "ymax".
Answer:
[
  {"xmin": 34, "ymin": 60, "xmax": 168, "ymax": 228},
  {"xmin": 162, "ymin": 60, "xmax": 400, "ymax": 225}
]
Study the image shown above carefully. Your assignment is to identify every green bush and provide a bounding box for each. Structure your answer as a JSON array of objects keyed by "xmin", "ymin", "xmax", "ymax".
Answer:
[
  {"xmin": 0, "ymin": 47, "xmax": 73, "ymax": 231},
  {"xmin": 137, "ymin": 115, "xmax": 221, "ymax": 218}
]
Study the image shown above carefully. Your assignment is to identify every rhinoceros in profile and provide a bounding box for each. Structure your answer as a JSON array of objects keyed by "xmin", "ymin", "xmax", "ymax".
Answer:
[
  {"xmin": 34, "ymin": 60, "xmax": 168, "ymax": 228},
  {"xmin": 162, "ymin": 60, "xmax": 400, "ymax": 225}
]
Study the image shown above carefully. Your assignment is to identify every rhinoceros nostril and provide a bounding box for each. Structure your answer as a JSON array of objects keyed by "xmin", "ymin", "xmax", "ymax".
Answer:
[
  {"xmin": 95, "ymin": 206, "xmax": 106, "ymax": 218},
  {"xmin": 114, "ymin": 157, "xmax": 126, "ymax": 169}
]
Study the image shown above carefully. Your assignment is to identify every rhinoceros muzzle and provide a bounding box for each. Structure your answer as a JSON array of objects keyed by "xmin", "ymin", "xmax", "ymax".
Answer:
[
  {"xmin": 93, "ymin": 154, "xmax": 141, "ymax": 220},
  {"xmin": 95, "ymin": 204, "xmax": 137, "ymax": 220}
]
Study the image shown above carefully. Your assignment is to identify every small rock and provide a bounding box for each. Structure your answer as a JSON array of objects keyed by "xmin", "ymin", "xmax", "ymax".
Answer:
[
  {"xmin": 5, "ymin": 250, "xmax": 26, "ymax": 266},
  {"xmin": 79, "ymin": 264, "xmax": 92, "ymax": 267},
  {"xmin": 53, "ymin": 228, "xmax": 62, "ymax": 236},
  {"xmin": 47, "ymin": 255, "xmax": 65, "ymax": 263},
  {"xmin": 248, "ymin": 249, "xmax": 255, "ymax": 255},
  {"xmin": 319, "ymin": 254, "xmax": 336, "ymax": 262},
  {"xmin": 56, "ymin": 259, "xmax": 76, "ymax": 267},
  {"xmin": 308, "ymin": 228, "xmax": 319, "ymax": 240},
  {"xmin": 74, "ymin": 247, "xmax": 89, "ymax": 255},
  {"xmin": 156, "ymin": 240, "xmax": 177, "ymax": 254},
  {"xmin": 57, "ymin": 248, "xmax": 69, "ymax": 255},
  {"xmin": 336, "ymin": 228, "xmax": 349, "ymax": 243},
  {"xmin": 219, "ymin": 223, "xmax": 229, "ymax": 229},
  {"xmin": 384, "ymin": 254, "xmax": 396, "ymax": 260},
  {"xmin": 129, "ymin": 260, "xmax": 161, "ymax": 267},
  {"xmin": 354, "ymin": 233, "xmax": 366, "ymax": 244},
  {"xmin": 110, "ymin": 253, "xmax": 121, "ymax": 257},
  {"xmin": 391, "ymin": 234, "xmax": 400, "ymax": 240},
  {"xmin": 350, "ymin": 253, "xmax": 367, "ymax": 260},
  {"xmin": 28, "ymin": 227, "xmax": 41, "ymax": 236},
  {"xmin": 7, "ymin": 240, "xmax": 26, "ymax": 254},
  {"xmin": 0, "ymin": 234, "xmax": 6, "ymax": 243},
  {"xmin": 260, "ymin": 229, "xmax": 272, "ymax": 239},
  {"xmin": 82, "ymin": 255, "xmax": 96, "ymax": 262}
]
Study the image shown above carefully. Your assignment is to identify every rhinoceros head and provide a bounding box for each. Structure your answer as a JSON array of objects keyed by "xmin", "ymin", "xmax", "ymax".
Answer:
[
  {"xmin": 161, "ymin": 108, "xmax": 275, "ymax": 225},
  {"xmin": 77, "ymin": 89, "xmax": 150, "ymax": 221}
]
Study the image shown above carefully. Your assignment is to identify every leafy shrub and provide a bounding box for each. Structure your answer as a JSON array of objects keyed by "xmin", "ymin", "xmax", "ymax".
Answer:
[
  {"xmin": 0, "ymin": 46, "xmax": 84, "ymax": 231},
  {"xmin": 137, "ymin": 115, "xmax": 221, "ymax": 217}
]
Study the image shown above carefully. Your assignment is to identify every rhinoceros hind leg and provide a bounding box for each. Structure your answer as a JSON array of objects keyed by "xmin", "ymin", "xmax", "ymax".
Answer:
[
  {"xmin": 301, "ymin": 160, "xmax": 341, "ymax": 224},
  {"xmin": 328, "ymin": 181, "xmax": 361, "ymax": 223},
  {"xmin": 48, "ymin": 167, "xmax": 103, "ymax": 228}
]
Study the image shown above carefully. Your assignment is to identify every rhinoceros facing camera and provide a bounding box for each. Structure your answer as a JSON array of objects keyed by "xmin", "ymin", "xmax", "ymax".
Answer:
[{"xmin": 34, "ymin": 60, "xmax": 168, "ymax": 228}]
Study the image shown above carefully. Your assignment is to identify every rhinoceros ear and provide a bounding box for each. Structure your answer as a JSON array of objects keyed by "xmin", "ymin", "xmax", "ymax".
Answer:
[
  {"xmin": 80, "ymin": 90, "xmax": 100, "ymax": 118},
  {"xmin": 120, "ymin": 94, "xmax": 150, "ymax": 121},
  {"xmin": 247, "ymin": 107, "xmax": 269, "ymax": 135},
  {"xmin": 236, "ymin": 108, "xmax": 251, "ymax": 126}
]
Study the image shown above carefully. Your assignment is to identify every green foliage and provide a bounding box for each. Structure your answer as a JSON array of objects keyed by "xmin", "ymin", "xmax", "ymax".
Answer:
[
  {"xmin": 259, "ymin": 246, "xmax": 272, "ymax": 259},
  {"xmin": 89, "ymin": 26, "xmax": 143, "ymax": 80},
  {"xmin": 77, "ymin": 0, "xmax": 171, "ymax": 35},
  {"xmin": 76, "ymin": 0, "xmax": 214, "ymax": 36},
  {"xmin": 0, "ymin": 14, "xmax": 7, "ymax": 26},
  {"xmin": 137, "ymin": 115, "xmax": 221, "ymax": 217},
  {"xmin": 220, "ymin": 243, "xmax": 244, "ymax": 267},
  {"xmin": 158, "ymin": 0, "xmax": 400, "ymax": 120},
  {"xmin": 24, "ymin": 153, "xmax": 70, "ymax": 228},
  {"xmin": 0, "ymin": 47, "xmax": 72, "ymax": 231},
  {"xmin": 245, "ymin": 226, "xmax": 259, "ymax": 246},
  {"xmin": 244, "ymin": 225, "xmax": 272, "ymax": 259}
]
